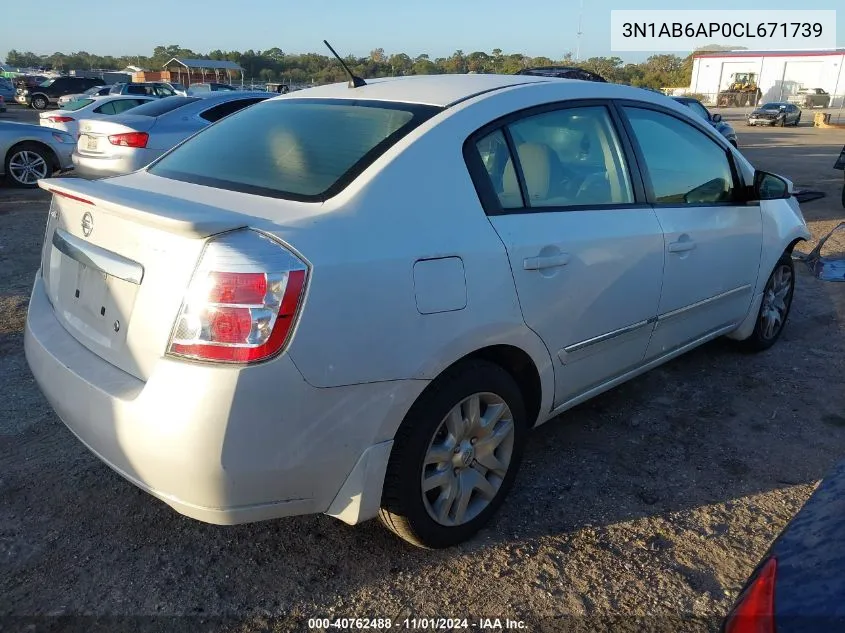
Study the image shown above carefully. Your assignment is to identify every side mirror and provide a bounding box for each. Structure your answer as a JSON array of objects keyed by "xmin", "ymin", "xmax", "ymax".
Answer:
[
  {"xmin": 711, "ymin": 113, "xmax": 723, "ymax": 123},
  {"xmin": 753, "ymin": 171, "xmax": 791, "ymax": 200}
]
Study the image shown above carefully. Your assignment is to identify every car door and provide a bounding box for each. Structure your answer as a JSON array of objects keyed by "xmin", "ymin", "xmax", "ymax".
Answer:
[
  {"xmin": 619, "ymin": 105, "xmax": 762, "ymax": 359},
  {"xmin": 469, "ymin": 103, "xmax": 665, "ymax": 407}
]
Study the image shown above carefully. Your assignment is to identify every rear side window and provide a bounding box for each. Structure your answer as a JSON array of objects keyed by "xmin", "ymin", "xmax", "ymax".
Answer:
[
  {"xmin": 63, "ymin": 99, "xmax": 95, "ymax": 111},
  {"xmin": 474, "ymin": 106, "xmax": 634, "ymax": 210},
  {"xmin": 125, "ymin": 85, "xmax": 147, "ymax": 95},
  {"xmin": 126, "ymin": 96, "xmax": 200, "ymax": 117},
  {"xmin": 149, "ymin": 99, "xmax": 440, "ymax": 201},
  {"xmin": 199, "ymin": 98, "xmax": 266, "ymax": 123},
  {"xmin": 623, "ymin": 107, "xmax": 735, "ymax": 205}
]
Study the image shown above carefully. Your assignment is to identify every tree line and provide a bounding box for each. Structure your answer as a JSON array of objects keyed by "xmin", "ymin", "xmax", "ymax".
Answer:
[{"xmin": 4, "ymin": 44, "xmax": 732, "ymax": 89}]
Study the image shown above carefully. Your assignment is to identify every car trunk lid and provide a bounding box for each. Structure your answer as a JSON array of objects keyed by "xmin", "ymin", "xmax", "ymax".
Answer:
[
  {"xmin": 37, "ymin": 177, "xmax": 251, "ymax": 381},
  {"xmin": 77, "ymin": 116, "xmax": 156, "ymax": 155}
]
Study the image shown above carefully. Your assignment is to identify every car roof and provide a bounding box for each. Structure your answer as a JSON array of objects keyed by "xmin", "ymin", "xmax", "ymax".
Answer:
[
  {"xmin": 280, "ymin": 73, "xmax": 688, "ymax": 108},
  {"xmin": 282, "ymin": 74, "xmax": 553, "ymax": 107}
]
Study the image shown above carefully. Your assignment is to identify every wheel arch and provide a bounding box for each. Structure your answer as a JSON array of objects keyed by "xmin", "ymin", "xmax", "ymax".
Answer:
[{"xmin": 4, "ymin": 140, "xmax": 60, "ymax": 174}]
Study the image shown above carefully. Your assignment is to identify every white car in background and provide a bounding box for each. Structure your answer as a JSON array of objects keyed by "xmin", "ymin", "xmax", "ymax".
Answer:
[
  {"xmin": 39, "ymin": 95, "xmax": 156, "ymax": 139},
  {"xmin": 57, "ymin": 85, "xmax": 111, "ymax": 107},
  {"xmin": 26, "ymin": 75, "xmax": 810, "ymax": 548}
]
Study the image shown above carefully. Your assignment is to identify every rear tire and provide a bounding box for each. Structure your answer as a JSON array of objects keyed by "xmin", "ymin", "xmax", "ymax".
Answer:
[
  {"xmin": 737, "ymin": 253, "xmax": 795, "ymax": 353},
  {"xmin": 379, "ymin": 359, "xmax": 528, "ymax": 548}
]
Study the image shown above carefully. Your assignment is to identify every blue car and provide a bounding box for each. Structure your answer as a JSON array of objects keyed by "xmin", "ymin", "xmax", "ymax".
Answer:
[
  {"xmin": 723, "ymin": 459, "xmax": 845, "ymax": 632},
  {"xmin": 672, "ymin": 96, "xmax": 738, "ymax": 148}
]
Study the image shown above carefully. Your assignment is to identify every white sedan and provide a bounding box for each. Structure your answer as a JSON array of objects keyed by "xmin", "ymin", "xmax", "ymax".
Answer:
[
  {"xmin": 39, "ymin": 95, "xmax": 155, "ymax": 138},
  {"xmin": 25, "ymin": 74, "xmax": 809, "ymax": 548}
]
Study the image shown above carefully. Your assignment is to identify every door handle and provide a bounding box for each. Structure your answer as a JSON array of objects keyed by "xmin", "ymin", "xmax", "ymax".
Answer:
[
  {"xmin": 523, "ymin": 253, "xmax": 571, "ymax": 270},
  {"xmin": 668, "ymin": 240, "xmax": 696, "ymax": 253}
]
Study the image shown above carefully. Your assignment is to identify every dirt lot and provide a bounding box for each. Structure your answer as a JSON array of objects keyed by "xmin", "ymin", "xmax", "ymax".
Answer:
[{"xmin": 1, "ymin": 115, "xmax": 845, "ymax": 633}]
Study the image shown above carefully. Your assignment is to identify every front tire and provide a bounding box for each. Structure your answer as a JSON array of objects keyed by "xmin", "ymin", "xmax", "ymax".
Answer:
[
  {"xmin": 739, "ymin": 253, "xmax": 795, "ymax": 352},
  {"xmin": 30, "ymin": 94, "xmax": 48, "ymax": 110},
  {"xmin": 379, "ymin": 359, "xmax": 528, "ymax": 548}
]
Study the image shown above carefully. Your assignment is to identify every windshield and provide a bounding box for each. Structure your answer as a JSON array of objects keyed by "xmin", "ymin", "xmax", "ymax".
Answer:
[
  {"xmin": 760, "ymin": 103, "xmax": 784, "ymax": 110},
  {"xmin": 63, "ymin": 99, "xmax": 95, "ymax": 111},
  {"xmin": 38, "ymin": 79, "xmax": 55, "ymax": 88},
  {"xmin": 170, "ymin": 83, "xmax": 186, "ymax": 91},
  {"xmin": 149, "ymin": 98, "xmax": 441, "ymax": 201},
  {"xmin": 83, "ymin": 86, "xmax": 103, "ymax": 96},
  {"xmin": 125, "ymin": 96, "xmax": 200, "ymax": 117}
]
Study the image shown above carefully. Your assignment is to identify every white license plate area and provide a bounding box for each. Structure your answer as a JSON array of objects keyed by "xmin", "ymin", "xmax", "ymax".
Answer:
[{"xmin": 49, "ymin": 249, "xmax": 138, "ymax": 350}]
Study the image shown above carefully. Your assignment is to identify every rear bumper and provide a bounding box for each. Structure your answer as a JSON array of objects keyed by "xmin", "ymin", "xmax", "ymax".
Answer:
[
  {"xmin": 25, "ymin": 274, "xmax": 426, "ymax": 525},
  {"xmin": 72, "ymin": 150, "xmax": 155, "ymax": 179}
]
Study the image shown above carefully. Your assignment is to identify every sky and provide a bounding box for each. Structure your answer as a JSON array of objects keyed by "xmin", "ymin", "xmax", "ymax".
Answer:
[{"xmin": 0, "ymin": 0, "xmax": 842, "ymax": 62}]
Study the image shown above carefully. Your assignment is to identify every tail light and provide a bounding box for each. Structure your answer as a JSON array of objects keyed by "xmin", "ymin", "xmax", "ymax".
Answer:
[
  {"xmin": 723, "ymin": 557, "xmax": 777, "ymax": 633},
  {"xmin": 167, "ymin": 230, "xmax": 308, "ymax": 364},
  {"xmin": 48, "ymin": 116, "xmax": 74, "ymax": 123},
  {"xmin": 108, "ymin": 132, "xmax": 148, "ymax": 148}
]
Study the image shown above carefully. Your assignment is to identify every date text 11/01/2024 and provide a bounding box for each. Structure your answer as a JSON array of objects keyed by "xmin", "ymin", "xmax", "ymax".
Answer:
[
  {"xmin": 307, "ymin": 618, "xmax": 527, "ymax": 630},
  {"xmin": 621, "ymin": 21, "xmax": 823, "ymax": 38}
]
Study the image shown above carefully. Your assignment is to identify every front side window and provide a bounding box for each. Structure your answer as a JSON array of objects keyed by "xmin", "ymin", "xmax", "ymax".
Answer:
[
  {"xmin": 149, "ymin": 99, "xmax": 440, "ymax": 201},
  {"xmin": 474, "ymin": 105, "xmax": 634, "ymax": 210},
  {"xmin": 624, "ymin": 107, "xmax": 735, "ymax": 205},
  {"xmin": 684, "ymin": 101, "xmax": 711, "ymax": 122}
]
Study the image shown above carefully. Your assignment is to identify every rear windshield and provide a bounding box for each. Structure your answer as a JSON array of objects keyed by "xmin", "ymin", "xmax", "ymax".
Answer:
[
  {"xmin": 63, "ymin": 99, "xmax": 95, "ymax": 111},
  {"xmin": 148, "ymin": 98, "xmax": 441, "ymax": 201},
  {"xmin": 126, "ymin": 96, "xmax": 200, "ymax": 117}
]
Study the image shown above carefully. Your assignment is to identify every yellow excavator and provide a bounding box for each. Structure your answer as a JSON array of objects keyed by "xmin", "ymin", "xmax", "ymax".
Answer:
[{"xmin": 717, "ymin": 73, "xmax": 763, "ymax": 107}]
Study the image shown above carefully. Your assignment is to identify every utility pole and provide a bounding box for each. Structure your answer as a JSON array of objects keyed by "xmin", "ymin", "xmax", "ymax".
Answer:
[{"xmin": 576, "ymin": 0, "xmax": 584, "ymax": 62}]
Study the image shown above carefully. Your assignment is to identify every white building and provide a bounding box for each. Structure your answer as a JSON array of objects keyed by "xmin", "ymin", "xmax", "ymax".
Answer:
[{"xmin": 689, "ymin": 49, "xmax": 845, "ymax": 105}]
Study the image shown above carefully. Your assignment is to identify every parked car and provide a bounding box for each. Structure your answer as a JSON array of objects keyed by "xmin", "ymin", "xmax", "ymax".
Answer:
[
  {"xmin": 0, "ymin": 77, "xmax": 15, "ymax": 103},
  {"xmin": 0, "ymin": 95, "xmax": 5, "ymax": 113},
  {"xmin": 72, "ymin": 91, "xmax": 269, "ymax": 178},
  {"xmin": 57, "ymin": 85, "xmax": 111, "ymax": 107},
  {"xmin": 186, "ymin": 82, "xmax": 238, "ymax": 94},
  {"xmin": 26, "ymin": 75, "xmax": 809, "ymax": 548},
  {"xmin": 13, "ymin": 75, "xmax": 48, "ymax": 90},
  {"xmin": 835, "ymin": 144, "xmax": 845, "ymax": 209},
  {"xmin": 15, "ymin": 76, "xmax": 103, "ymax": 110},
  {"xmin": 747, "ymin": 102, "xmax": 802, "ymax": 127},
  {"xmin": 163, "ymin": 82, "xmax": 188, "ymax": 96},
  {"xmin": 108, "ymin": 82, "xmax": 177, "ymax": 98},
  {"xmin": 515, "ymin": 66, "xmax": 607, "ymax": 82},
  {"xmin": 787, "ymin": 88, "xmax": 831, "ymax": 109},
  {"xmin": 0, "ymin": 120, "xmax": 75, "ymax": 187},
  {"xmin": 722, "ymin": 459, "xmax": 845, "ymax": 633},
  {"xmin": 39, "ymin": 95, "xmax": 156, "ymax": 138},
  {"xmin": 672, "ymin": 96, "xmax": 738, "ymax": 147}
]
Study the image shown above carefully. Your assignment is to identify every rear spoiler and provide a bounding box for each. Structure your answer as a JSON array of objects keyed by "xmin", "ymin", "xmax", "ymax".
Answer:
[{"xmin": 39, "ymin": 177, "xmax": 248, "ymax": 239}]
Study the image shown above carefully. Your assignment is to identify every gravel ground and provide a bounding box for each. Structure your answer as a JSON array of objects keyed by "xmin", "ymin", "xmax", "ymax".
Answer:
[{"xmin": 1, "ymin": 121, "xmax": 844, "ymax": 633}]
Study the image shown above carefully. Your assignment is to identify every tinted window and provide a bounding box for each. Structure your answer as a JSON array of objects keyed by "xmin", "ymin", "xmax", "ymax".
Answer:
[
  {"xmin": 94, "ymin": 101, "xmax": 117, "ymax": 114},
  {"xmin": 482, "ymin": 106, "xmax": 634, "ymax": 209},
  {"xmin": 64, "ymin": 99, "xmax": 95, "ymax": 111},
  {"xmin": 126, "ymin": 96, "xmax": 200, "ymax": 117},
  {"xmin": 761, "ymin": 103, "xmax": 783, "ymax": 110},
  {"xmin": 125, "ymin": 84, "xmax": 147, "ymax": 95},
  {"xmin": 624, "ymin": 107, "xmax": 735, "ymax": 205},
  {"xmin": 149, "ymin": 99, "xmax": 439, "ymax": 201},
  {"xmin": 199, "ymin": 98, "xmax": 265, "ymax": 123}
]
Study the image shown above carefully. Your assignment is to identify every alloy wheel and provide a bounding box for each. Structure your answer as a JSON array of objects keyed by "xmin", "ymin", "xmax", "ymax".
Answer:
[
  {"xmin": 421, "ymin": 392, "xmax": 515, "ymax": 527},
  {"xmin": 8, "ymin": 150, "xmax": 48, "ymax": 185},
  {"xmin": 759, "ymin": 264, "xmax": 793, "ymax": 341}
]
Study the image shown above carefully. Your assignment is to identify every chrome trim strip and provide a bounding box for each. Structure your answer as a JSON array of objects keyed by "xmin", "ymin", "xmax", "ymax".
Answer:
[
  {"xmin": 563, "ymin": 318, "xmax": 652, "ymax": 354},
  {"xmin": 52, "ymin": 228, "xmax": 144, "ymax": 285},
  {"xmin": 547, "ymin": 322, "xmax": 738, "ymax": 421},
  {"xmin": 658, "ymin": 285, "xmax": 751, "ymax": 322}
]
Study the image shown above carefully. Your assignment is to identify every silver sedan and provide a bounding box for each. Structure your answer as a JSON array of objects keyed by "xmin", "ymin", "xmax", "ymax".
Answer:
[
  {"xmin": 0, "ymin": 121, "xmax": 75, "ymax": 187},
  {"xmin": 72, "ymin": 91, "xmax": 270, "ymax": 179}
]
